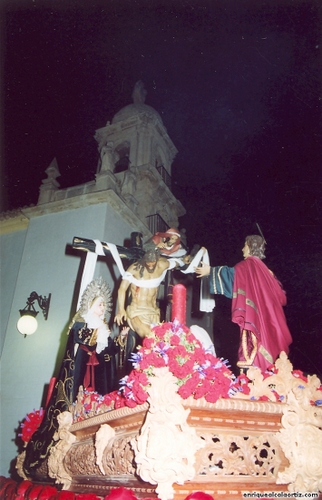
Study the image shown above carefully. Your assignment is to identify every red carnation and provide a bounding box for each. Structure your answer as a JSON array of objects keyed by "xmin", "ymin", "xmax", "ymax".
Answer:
[
  {"xmin": 140, "ymin": 351, "xmax": 165, "ymax": 369},
  {"xmin": 192, "ymin": 348, "xmax": 207, "ymax": 365},
  {"xmin": 168, "ymin": 357, "xmax": 191, "ymax": 378},
  {"xmin": 171, "ymin": 345, "xmax": 187, "ymax": 357},
  {"xmin": 125, "ymin": 398, "xmax": 137, "ymax": 408},
  {"xmin": 169, "ymin": 334, "xmax": 180, "ymax": 346},
  {"xmin": 20, "ymin": 408, "xmax": 44, "ymax": 443},
  {"xmin": 114, "ymin": 394, "xmax": 126, "ymax": 409},
  {"xmin": 178, "ymin": 375, "xmax": 200, "ymax": 399},
  {"xmin": 142, "ymin": 337, "xmax": 154, "ymax": 349},
  {"xmin": 185, "ymin": 333, "xmax": 197, "ymax": 343},
  {"xmin": 133, "ymin": 371, "xmax": 149, "ymax": 385},
  {"xmin": 134, "ymin": 387, "xmax": 149, "ymax": 404},
  {"xmin": 205, "ymin": 385, "xmax": 223, "ymax": 403}
]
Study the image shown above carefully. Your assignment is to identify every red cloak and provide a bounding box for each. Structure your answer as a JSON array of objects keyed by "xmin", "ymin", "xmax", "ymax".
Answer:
[{"xmin": 232, "ymin": 256, "xmax": 292, "ymax": 371}]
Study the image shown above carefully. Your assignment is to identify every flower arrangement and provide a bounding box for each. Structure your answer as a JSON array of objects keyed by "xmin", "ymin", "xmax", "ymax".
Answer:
[
  {"xmin": 230, "ymin": 358, "xmax": 322, "ymax": 405},
  {"xmin": 21, "ymin": 322, "xmax": 322, "ymax": 427},
  {"xmin": 19, "ymin": 408, "xmax": 44, "ymax": 444},
  {"xmin": 119, "ymin": 320, "xmax": 234, "ymax": 407},
  {"xmin": 70, "ymin": 389, "xmax": 127, "ymax": 422}
]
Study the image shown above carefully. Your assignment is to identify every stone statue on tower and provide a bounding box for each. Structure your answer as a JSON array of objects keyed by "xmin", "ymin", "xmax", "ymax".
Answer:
[{"xmin": 132, "ymin": 80, "xmax": 147, "ymax": 104}]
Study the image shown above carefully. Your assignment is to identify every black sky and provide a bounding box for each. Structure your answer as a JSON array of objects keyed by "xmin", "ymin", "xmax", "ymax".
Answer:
[{"xmin": 2, "ymin": 0, "xmax": 322, "ymax": 376}]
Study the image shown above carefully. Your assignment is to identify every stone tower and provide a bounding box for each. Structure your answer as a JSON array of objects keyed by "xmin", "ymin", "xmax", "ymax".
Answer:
[
  {"xmin": 37, "ymin": 81, "xmax": 185, "ymax": 233},
  {"xmin": 94, "ymin": 81, "xmax": 185, "ymax": 231}
]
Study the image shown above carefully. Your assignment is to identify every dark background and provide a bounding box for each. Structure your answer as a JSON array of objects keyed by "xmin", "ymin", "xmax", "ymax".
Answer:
[{"xmin": 2, "ymin": 0, "xmax": 322, "ymax": 377}]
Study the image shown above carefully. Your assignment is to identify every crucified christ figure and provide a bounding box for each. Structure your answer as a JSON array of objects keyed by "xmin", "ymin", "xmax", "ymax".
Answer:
[{"xmin": 114, "ymin": 248, "xmax": 174, "ymax": 338}]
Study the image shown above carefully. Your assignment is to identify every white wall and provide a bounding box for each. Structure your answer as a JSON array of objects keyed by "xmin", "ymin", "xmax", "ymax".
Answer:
[{"xmin": 0, "ymin": 202, "xmax": 135, "ymax": 476}]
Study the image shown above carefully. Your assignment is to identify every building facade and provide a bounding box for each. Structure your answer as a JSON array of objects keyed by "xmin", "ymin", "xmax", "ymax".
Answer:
[{"xmin": 0, "ymin": 82, "xmax": 189, "ymax": 476}]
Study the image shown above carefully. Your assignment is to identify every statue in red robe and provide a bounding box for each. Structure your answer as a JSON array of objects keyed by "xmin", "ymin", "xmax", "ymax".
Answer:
[{"xmin": 195, "ymin": 235, "xmax": 292, "ymax": 371}]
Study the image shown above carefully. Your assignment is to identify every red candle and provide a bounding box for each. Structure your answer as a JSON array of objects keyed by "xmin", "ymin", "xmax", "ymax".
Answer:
[{"xmin": 172, "ymin": 284, "xmax": 186, "ymax": 325}]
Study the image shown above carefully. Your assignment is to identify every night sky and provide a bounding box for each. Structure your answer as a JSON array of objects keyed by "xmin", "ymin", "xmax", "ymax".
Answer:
[{"xmin": 2, "ymin": 0, "xmax": 322, "ymax": 376}]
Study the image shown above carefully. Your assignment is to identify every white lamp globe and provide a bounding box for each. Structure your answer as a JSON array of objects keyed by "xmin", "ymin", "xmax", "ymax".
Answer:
[{"xmin": 17, "ymin": 314, "xmax": 38, "ymax": 335}]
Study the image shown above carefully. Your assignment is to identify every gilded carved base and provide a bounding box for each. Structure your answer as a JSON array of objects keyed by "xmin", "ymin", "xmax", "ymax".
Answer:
[
  {"xmin": 57, "ymin": 399, "xmax": 291, "ymax": 499},
  {"xmin": 131, "ymin": 368, "xmax": 203, "ymax": 500},
  {"xmin": 47, "ymin": 411, "xmax": 76, "ymax": 489},
  {"xmin": 276, "ymin": 391, "xmax": 322, "ymax": 493},
  {"xmin": 31, "ymin": 356, "xmax": 322, "ymax": 499}
]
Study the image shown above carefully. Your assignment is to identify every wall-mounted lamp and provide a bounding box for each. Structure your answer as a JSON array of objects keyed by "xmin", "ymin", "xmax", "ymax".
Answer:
[{"xmin": 17, "ymin": 292, "xmax": 51, "ymax": 337}]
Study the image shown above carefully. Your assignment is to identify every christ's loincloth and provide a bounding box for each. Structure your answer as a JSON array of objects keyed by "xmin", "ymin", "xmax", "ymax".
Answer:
[{"xmin": 126, "ymin": 303, "xmax": 160, "ymax": 329}]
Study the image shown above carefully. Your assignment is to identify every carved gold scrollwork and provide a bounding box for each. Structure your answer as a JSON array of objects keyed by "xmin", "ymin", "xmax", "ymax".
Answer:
[
  {"xmin": 95, "ymin": 424, "xmax": 115, "ymax": 474},
  {"xmin": 64, "ymin": 432, "xmax": 136, "ymax": 477},
  {"xmin": 47, "ymin": 411, "xmax": 76, "ymax": 489},
  {"xmin": 64, "ymin": 441, "xmax": 101, "ymax": 476},
  {"xmin": 16, "ymin": 451, "xmax": 28, "ymax": 480},
  {"xmin": 277, "ymin": 391, "xmax": 322, "ymax": 493},
  {"xmin": 195, "ymin": 432, "xmax": 281, "ymax": 477},
  {"xmin": 131, "ymin": 367, "xmax": 204, "ymax": 500},
  {"xmin": 101, "ymin": 435, "xmax": 136, "ymax": 475}
]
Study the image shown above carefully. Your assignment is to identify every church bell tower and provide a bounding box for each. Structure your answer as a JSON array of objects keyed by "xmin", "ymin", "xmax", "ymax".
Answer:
[{"xmin": 94, "ymin": 81, "xmax": 185, "ymax": 231}]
